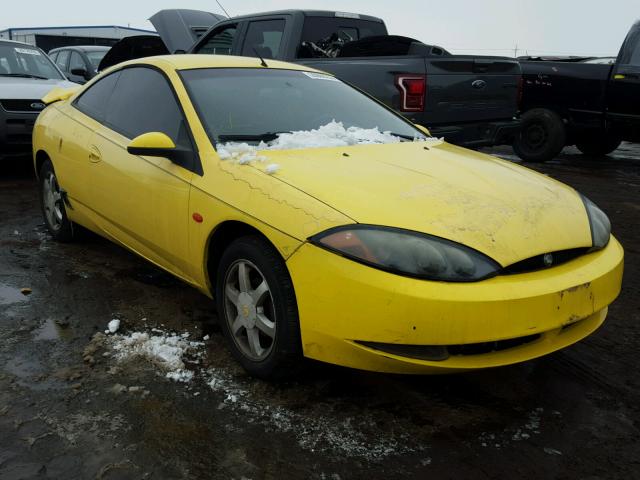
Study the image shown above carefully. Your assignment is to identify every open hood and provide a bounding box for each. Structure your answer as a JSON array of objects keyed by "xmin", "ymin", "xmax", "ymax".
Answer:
[{"xmin": 149, "ymin": 9, "xmax": 226, "ymax": 53}]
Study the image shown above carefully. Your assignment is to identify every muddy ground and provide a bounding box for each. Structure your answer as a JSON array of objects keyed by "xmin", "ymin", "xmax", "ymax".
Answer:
[{"xmin": 0, "ymin": 144, "xmax": 638, "ymax": 480}]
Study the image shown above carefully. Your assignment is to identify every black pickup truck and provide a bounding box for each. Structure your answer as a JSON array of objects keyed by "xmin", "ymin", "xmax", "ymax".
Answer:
[
  {"xmin": 101, "ymin": 9, "xmax": 522, "ymax": 148},
  {"xmin": 513, "ymin": 20, "xmax": 640, "ymax": 162}
]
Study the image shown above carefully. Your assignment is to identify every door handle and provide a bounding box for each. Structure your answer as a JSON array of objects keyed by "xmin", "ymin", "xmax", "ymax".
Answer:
[{"xmin": 88, "ymin": 145, "xmax": 102, "ymax": 163}]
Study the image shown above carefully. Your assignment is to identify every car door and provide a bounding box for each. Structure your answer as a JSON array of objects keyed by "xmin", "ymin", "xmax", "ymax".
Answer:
[
  {"xmin": 608, "ymin": 25, "xmax": 640, "ymax": 134},
  {"xmin": 86, "ymin": 66, "xmax": 199, "ymax": 282},
  {"xmin": 59, "ymin": 70, "xmax": 121, "ymax": 209}
]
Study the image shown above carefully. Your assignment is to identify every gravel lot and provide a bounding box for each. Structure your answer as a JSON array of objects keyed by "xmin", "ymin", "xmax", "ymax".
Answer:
[{"xmin": 0, "ymin": 144, "xmax": 638, "ymax": 479}]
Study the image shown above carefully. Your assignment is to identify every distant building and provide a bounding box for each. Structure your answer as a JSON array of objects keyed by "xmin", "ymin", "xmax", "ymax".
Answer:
[{"xmin": 0, "ymin": 25, "xmax": 156, "ymax": 52}]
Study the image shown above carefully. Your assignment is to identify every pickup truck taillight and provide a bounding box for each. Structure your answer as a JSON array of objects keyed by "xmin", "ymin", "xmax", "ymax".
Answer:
[{"xmin": 395, "ymin": 75, "xmax": 426, "ymax": 112}]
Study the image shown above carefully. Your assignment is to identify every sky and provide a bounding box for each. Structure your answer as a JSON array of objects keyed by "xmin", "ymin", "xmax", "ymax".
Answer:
[{"xmin": 1, "ymin": 0, "xmax": 637, "ymax": 57}]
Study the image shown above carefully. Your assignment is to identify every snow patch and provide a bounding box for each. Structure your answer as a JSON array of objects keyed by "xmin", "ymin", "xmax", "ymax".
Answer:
[
  {"xmin": 107, "ymin": 319, "xmax": 120, "ymax": 334},
  {"xmin": 108, "ymin": 330, "xmax": 205, "ymax": 383},
  {"xmin": 216, "ymin": 120, "xmax": 439, "ymax": 169},
  {"xmin": 265, "ymin": 163, "xmax": 280, "ymax": 175},
  {"xmin": 204, "ymin": 368, "xmax": 415, "ymax": 460}
]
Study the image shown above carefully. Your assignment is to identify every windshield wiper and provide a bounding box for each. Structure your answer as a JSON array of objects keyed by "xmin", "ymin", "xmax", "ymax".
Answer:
[
  {"xmin": 218, "ymin": 132, "xmax": 290, "ymax": 143},
  {"xmin": 0, "ymin": 73, "xmax": 50, "ymax": 80},
  {"xmin": 389, "ymin": 133, "xmax": 425, "ymax": 141}
]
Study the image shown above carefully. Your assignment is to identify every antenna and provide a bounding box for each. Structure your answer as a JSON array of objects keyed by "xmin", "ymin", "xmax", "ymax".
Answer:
[
  {"xmin": 253, "ymin": 47, "xmax": 269, "ymax": 68},
  {"xmin": 215, "ymin": 0, "xmax": 231, "ymax": 17}
]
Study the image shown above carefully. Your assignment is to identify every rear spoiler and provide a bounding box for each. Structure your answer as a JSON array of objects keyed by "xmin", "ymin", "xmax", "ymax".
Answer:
[{"xmin": 42, "ymin": 86, "xmax": 80, "ymax": 105}]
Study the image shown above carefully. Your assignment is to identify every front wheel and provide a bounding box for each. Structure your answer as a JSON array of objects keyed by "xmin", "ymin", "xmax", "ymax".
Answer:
[
  {"xmin": 575, "ymin": 135, "xmax": 621, "ymax": 157},
  {"xmin": 39, "ymin": 159, "xmax": 75, "ymax": 242},
  {"xmin": 513, "ymin": 108, "xmax": 566, "ymax": 162},
  {"xmin": 215, "ymin": 235, "xmax": 302, "ymax": 380}
]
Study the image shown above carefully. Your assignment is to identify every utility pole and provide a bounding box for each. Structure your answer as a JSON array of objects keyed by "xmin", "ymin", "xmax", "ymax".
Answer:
[{"xmin": 514, "ymin": 43, "xmax": 519, "ymax": 58}]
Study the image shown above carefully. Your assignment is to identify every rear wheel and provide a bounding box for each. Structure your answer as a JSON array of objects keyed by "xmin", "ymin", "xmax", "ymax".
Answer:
[
  {"xmin": 513, "ymin": 108, "xmax": 566, "ymax": 162},
  {"xmin": 39, "ymin": 159, "xmax": 75, "ymax": 242},
  {"xmin": 215, "ymin": 235, "xmax": 302, "ymax": 380},
  {"xmin": 575, "ymin": 135, "xmax": 621, "ymax": 157}
]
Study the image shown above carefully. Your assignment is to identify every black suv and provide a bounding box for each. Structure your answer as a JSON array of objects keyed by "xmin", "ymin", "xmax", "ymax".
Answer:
[{"xmin": 48, "ymin": 46, "xmax": 110, "ymax": 84}]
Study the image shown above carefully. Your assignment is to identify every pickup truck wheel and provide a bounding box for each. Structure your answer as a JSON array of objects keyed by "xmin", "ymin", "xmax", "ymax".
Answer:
[
  {"xmin": 216, "ymin": 235, "xmax": 302, "ymax": 380},
  {"xmin": 513, "ymin": 108, "xmax": 566, "ymax": 162},
  {"xmin": 39, "ymin": 159, "xmax": 75, "ymax": 242},
  {"xmin": 575, "ymin": 135, "xmax": 622, "ymax": 157}
]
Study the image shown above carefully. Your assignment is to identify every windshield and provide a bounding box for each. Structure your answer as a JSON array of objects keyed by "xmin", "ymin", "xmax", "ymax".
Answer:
[
  {"xmin": 0, "ymin": 44, "xmax": 63, "ymax": 79},
  {"xmin": 86, "ymin": 50, "xmax": 108, "ymax": 70},
  {"xmin": 180, "ymin": 68, "xmax": 425, "ymax": 146}
]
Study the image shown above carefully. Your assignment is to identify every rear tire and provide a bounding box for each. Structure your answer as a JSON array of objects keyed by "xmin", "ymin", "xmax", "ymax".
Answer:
[
  {"xmin": 39, "ymin": 159, "xmax": 75, "ymax": 242},
  {"xmin": 513, "ymin": 108, "xmax": 566, "ymax": 162},
  {"xmin": 575, "ymin": 135, "xmax": 621, "ymax": 157},
  {"xmin": 215, "ymin": 235, "xmax": 302, "ymax": 380}
]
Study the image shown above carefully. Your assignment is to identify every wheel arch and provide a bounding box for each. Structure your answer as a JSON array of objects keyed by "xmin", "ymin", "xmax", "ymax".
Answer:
[
  {"xmin": 34, "ymin": 150, "xmax": 51, "ymax": 179},
  {"xmin": 204, "ymin": 220, "xmax": 283, "ymax": 295}
]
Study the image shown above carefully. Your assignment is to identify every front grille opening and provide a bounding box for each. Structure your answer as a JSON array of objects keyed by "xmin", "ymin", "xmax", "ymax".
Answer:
[
  {"xmin": 502, "ymin": 248, "xmax": 590, "ymax": 275},
  {"xmin": 0, "ymin": 99, "xmax": 42, "ymax": 112},
  {"xmin": 356, "ymin": 333, "xmax": 542, "ymax": 362},
  {"xmin": 447, "ymin": 334, "xmax": 541, "ymax": 356}
]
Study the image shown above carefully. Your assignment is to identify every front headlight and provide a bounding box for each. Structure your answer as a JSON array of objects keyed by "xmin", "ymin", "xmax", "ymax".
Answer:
[
  {"xmin": 309, "ymin": 225, "xmax": 500, "ymax": 282},
  {"xmin": 581, "ymin": 196, "xmax": 611, "ymax": 250}
]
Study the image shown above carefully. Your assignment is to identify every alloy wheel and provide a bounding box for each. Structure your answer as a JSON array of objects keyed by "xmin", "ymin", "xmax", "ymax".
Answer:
[
  {"xmin": 42, "ymin": 171, "xmax": 63, "ymax": 231},
  {"xmin": 223, "ymin": 259, "xmax": 276, "ymax": 361}
]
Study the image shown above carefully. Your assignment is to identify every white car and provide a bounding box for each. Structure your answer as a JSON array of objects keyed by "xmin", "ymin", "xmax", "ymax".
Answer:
[{"xmin": 0, "ymin": 39, "xmax": 76, "ymax": 156}]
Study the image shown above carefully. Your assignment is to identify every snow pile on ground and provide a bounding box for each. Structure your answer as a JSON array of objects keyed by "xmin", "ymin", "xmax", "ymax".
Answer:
[
  {"xmin": 108, "ymin": 330, "xmax": 205, "ymax": 383},
  {"xmin": 102, "ymin": 322, "xmax": 417, "ymax": 459},
  {"xmin": 205, "ymin": 368, "xmax": 416, "ymax": 460},
  {"xmin": 216, "ymin": 120, "xmax": 439, "ymax": 173}
]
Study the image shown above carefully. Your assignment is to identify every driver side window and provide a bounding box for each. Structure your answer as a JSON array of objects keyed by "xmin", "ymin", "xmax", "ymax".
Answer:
[{"xmin": 103, "ymin": 67, "xmax": 190, "ymax": 151}]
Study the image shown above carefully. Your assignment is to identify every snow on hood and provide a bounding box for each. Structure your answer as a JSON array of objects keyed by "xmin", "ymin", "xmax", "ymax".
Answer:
[
  {"xmin": 0, "ymin": 77, "xmax": 78, "ymax": 100},
  {"xmin": 216, "ymin": 121, "xmax": 437, "ymax": 173}
]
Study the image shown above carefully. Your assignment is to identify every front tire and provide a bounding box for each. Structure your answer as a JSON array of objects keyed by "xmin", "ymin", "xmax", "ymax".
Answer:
[
  {"xmin": 215, "ymin": 235, "xmax": 302, "ymax": 380},
  {"xmin": 39, "ymin": 159, "xmax": 75, "ymax": 242},
  {"xmin": 513, "ymin": 108, "xmax": 566, "ymax": 162},
  {"xmin": 575, "ymin": 135, "xmax": 621, "ymax": 157}
]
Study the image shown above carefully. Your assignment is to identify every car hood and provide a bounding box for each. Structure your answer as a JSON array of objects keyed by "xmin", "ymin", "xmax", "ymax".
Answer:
[
  {"xmin": 149, "ymin": 9, "xmax": 226, "ymax": 53},
  {"xmin": 0, "ymin": 77, "xmax": 77, "ymax": 100},
  {"xmin": 260, "ymin": 141, "xmax": 593, "ymax": 267}
]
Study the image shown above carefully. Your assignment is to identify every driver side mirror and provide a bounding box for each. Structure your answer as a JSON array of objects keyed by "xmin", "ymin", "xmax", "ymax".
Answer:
[
  {"xmin": 70, "ymin": 67, "xmax": 90, "ymax": 80},
  {"xmin": 127, "ymin": 132, "xmax": 194, "ymax": 167},
  {"xmin": 414, "ymin": 124, "xmax": 431, "ymax": 136}
]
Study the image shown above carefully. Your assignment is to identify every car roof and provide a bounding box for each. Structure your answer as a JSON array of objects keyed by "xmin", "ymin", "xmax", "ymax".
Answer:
[
  {"xmin": 116, "ymin": 54, "xmax": 325, "ymax": 74},
  {"xmin": 49, "ymin": 45, "xmax": 111, "ymax": 53},
  {"xmin": 218, "ymin": 9, "xmax": 384, "ymax": 23}
]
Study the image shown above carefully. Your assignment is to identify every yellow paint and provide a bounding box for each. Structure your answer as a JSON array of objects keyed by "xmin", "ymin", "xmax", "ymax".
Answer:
[
  {"xmin": 128, "ymin": 131, "xmax": 176, "ymax": 150},
  {"xmin": 41, "ymin": 86, "xmax": 80, "ymax": 105},
  {"xmin": 414, "ymin": 124, "xmax": 431, "ymax": 136},
  {"xmin": 32, "ymin": 55, "xmax": 624, "ymax": 374},
  {"xmin": 614, "ymin": 74, "xmax": 626, "ymax": 80}
]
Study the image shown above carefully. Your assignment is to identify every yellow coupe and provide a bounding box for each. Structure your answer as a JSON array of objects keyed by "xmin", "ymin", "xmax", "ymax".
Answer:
[{"xmin": 33, "ymin": 55, "xmax": 623, "ymax": 379}]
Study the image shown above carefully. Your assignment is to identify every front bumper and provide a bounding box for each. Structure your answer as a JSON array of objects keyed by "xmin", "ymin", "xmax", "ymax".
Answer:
[
  {"xmin": 286, "ymin": 236, "xmax": 623, "ymax": 374},
  {"xmin": 430, "ymin": 118, "xmax": 522, "ymax": 148}
]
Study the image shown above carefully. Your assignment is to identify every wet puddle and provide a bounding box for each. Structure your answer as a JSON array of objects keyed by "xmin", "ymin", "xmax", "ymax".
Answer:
[
  {"xmin": 0, "ymin": 285, "xmax": 30, "ymax": 305},
  {"xmin": 32, "ymin": 318, "xmax": 73, "ymax": 341}
]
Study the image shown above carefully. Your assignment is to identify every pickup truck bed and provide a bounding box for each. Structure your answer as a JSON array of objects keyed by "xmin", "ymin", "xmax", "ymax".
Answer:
[{"xmin": 513, "ymin": 20, "xmax": 640, "ymax": 161}]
